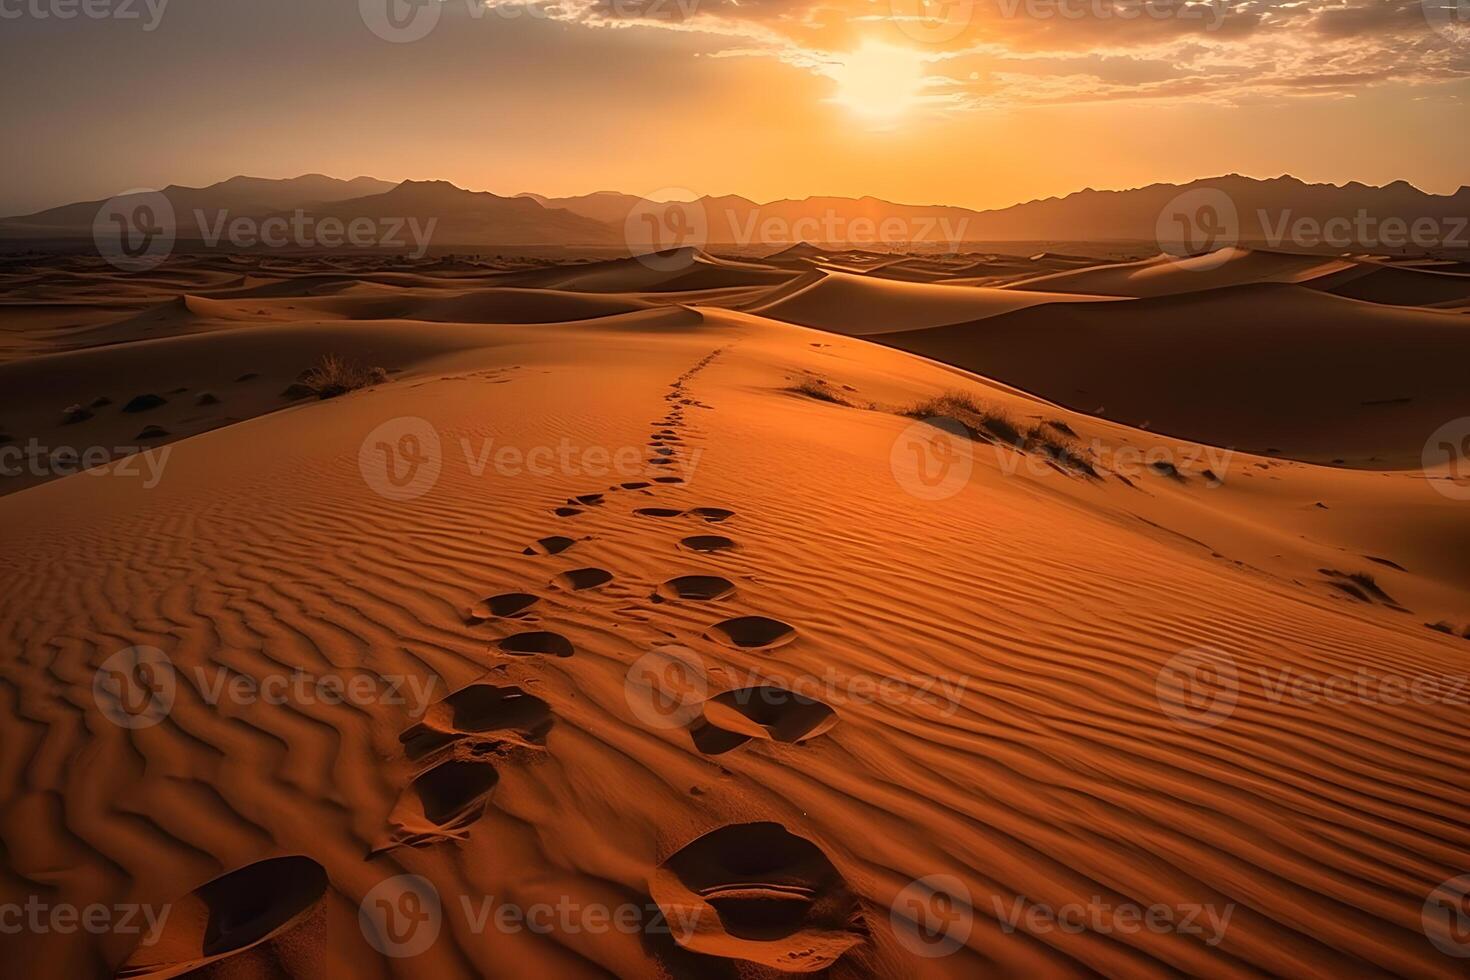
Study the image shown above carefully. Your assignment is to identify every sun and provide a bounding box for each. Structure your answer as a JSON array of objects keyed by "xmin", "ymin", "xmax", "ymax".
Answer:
[{"xmin": 830, "ymin": 43, "xmax": 927, "ymax": 120}]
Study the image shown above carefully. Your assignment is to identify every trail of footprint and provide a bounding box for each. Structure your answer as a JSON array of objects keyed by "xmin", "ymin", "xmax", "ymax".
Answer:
[
  {"xmin": 648, "ymin": 822, "xmax": 865, "ymax": 972},
  {"xmin": 115, "ymin": 857, "xmax": 328, "ymax": 977},
  {"xmin": 554, "ymin": 567, "xmax": 614, "ymax": 591},
  {"xmin": 467, "ymin": 592, "xmax": 540, "ymax": 622},
  {"xmin": 498, "ymin": 631, "xmax": 575, "ymax": 657},
  {"xmin": 707, "ymin": 616, "xmax": 796, "ymax": 649},
  {"xmin": 690, "ymin": 686, "xmax": 838, "ymax": 755},
  {"xmin": 381, "ymin": 683, "xmax": 556, "ymax": 851},
  {"xmin": 523, "ymin": 535, "xmax": 577, "ymax": 555},
  {"xmin": 654, "ymin": 575, "xmax": 735, "ymax": 601},
  {"xmin": 400, "ymin": 682, "xmax": 554, "ymax": 760},
  {"xmin": 681, "ymin": 534, "xmax": 736, "ymax": 553}
]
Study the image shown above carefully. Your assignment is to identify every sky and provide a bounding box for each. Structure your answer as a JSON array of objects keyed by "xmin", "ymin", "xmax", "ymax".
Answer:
[{"xmin": 1, "ymin": 0, "xmax": 1467, "ymax": 216}]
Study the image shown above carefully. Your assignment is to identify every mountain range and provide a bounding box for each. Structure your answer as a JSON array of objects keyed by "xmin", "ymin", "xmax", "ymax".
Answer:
[{"xmin": 3, "ymin": 173, "xmax": 1466, "ymax": 250}]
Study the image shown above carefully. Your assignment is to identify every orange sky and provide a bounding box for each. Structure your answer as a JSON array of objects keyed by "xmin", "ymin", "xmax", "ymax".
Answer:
[{"xmin": 2, "ymin": 0, "xmax": 1467, "ymax": 215}]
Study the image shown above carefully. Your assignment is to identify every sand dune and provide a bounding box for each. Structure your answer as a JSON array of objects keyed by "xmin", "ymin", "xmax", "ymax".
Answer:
[
  {"xmin": 863, "ymin": 282, "xmax": 1470, "ymax": 465},
  {"xmin": 1, "ymin": 251, "xmax": 1468, "ymax": 978},
  {"xmin": 492, "ymin": 248, "xmax": 795, "ymax": 293},
  {"xmin": 1005, "ymin": 247, "xmax": 1356, "ymax": 298},
  {"xmin": 745, "ymin": 269, "xmax": 1120, "ymax": 334},
  {"xmin": 1305, "ymin": 261, "xmax": 1470, "ymax": 308}
]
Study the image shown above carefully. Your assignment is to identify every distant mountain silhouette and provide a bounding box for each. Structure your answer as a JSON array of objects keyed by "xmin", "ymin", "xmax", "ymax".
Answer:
[
  {"xmin": 311, "ymin": 180, "xmax": 619, "ymax": 245},
  {"xmin": 0, "ymin": 174, "xmax": 397, "ymax": 236},
  {"xmin": 536, "ymin": 176, "xmax": 1470, "ymax": 249},
  {"xmin": 961, "ymin": 175, "xmax": 1470, "ymax": 244},
  {"xmin": 4, "ymin": 174, "xmax": 1466, "ymax": 250}
]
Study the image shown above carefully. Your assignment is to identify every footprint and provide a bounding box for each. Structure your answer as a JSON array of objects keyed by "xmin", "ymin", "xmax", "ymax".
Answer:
[
  {"xmin": 648, "ymin": 823, "xmax": 864, "ymax": 972},
  {"xmin": 497, "ymin": 631, "xmax": 575, "ymax": 657},
  {"xmin": 400, "ymin": 683, "xmax": 553, "ymax": 761},
  {"xmin": 707, "ymin": 616, "xmax": 796, "ymax": 649},
  {"xmin": 554, "ymin": 567, "xmax": 614, "ymax": 591},
  {"xmin": 654, "ymin": 476, "xmax": 685, "ymax": 485},
  {"xmin": 691, "ymin": 687, "xmax": 837, "ymax": 754},
  {"xmin": 648, "ymin": 458, "xmax": 675, "ymax": 467},
  {"xmin": 467, "ymin": 592, "xmax": 540, "ymax": 622},
  {"xmin": 689, "ymin": 507, "xmax": 734, "ymax": 523},
  {"xmin": 655, "ymin": 575, "xmax": 735, "ymax": 601},
  {"xmin": 554, "ymin": 506, "xmax": 583, "ymax": 518},
  {"xmin": 682, "ymin": 535, "xmax": 736, "ymax": 553},
  {"xmin": 523, "ymin": 535, "xmax": 576, "ymax": 556},
  {"xmin": 570, "ymin": 493, "xmax": 606, "ymax": 506},
  {"xmin": 621, "ymin": 481, "xmax": 652, "ymax": 490},
  {"xmin": 411, "ymin": 757, "xmax": 500, "ymax": 826},
  {"xmin": 116, "ymin": 856, "xmax": 328, "ymax": 977},
  {"xmin": 635, "ymin": 507, "xmax": 685, "ymax": 518}
]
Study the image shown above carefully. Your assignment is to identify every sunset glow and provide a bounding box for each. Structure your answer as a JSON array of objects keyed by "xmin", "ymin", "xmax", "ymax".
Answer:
[{"xmin": 829, "ymin": 43, "xmax": 928, "ymax": 120}]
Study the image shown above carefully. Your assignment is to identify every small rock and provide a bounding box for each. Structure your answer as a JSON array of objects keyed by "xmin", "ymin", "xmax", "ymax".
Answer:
[
  {"xmin": 195, "ymin": 391, "xmax": 220, "ymax": 406},
  {"xmin": 62, "ymin": 404, "xmax": 94, "ymax": 424},
  {"xmin": 123, "ymin": 393, "xmax": 167, "ymax": 413}
]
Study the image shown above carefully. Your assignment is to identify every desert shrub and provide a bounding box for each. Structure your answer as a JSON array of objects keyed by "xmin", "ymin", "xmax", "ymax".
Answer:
[
  {"xmin": 1024, "ymin": 424, "xmax": 1097, "ymax": 477},
  {"xmin": 299, "ymin": 354, "xmax": 388, "ymax": 399},
  {"xmin": 906, "ymin": 391, "xmax": 1022, "ymax": 445},
  {"xmin": 790, "ymin": 377, "xmax": 851, "ymax": 406}
]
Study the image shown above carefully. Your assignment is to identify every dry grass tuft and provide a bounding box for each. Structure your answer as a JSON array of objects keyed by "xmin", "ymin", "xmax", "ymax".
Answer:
[
  {"xmin": 791, "ymin": 377, "xmax": 849, "ymax": 404},
  {"xmin": 905, "ymin": 390, "xmax": 1097, "ymax": 477},
  {"xmin": 299, "ymin": 355, "xmax": 388, "ymax": 399}
]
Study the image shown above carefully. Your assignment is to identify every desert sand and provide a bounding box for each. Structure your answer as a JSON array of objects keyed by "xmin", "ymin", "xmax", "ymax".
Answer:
[{"xmin": 1, "ymin": 244, "xmax": 1468, "ymax": 977}]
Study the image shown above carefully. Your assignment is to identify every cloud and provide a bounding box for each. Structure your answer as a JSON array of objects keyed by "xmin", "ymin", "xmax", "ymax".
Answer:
[{"xmin": 478, "ymin": 0, "xmax": 1470, "ymax": 107}]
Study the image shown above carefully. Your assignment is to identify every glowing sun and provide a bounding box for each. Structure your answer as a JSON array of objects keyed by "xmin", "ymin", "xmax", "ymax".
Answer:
[{"xmin": 831, "ymin": 43, "xmax": 927, "ymax": 120}]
